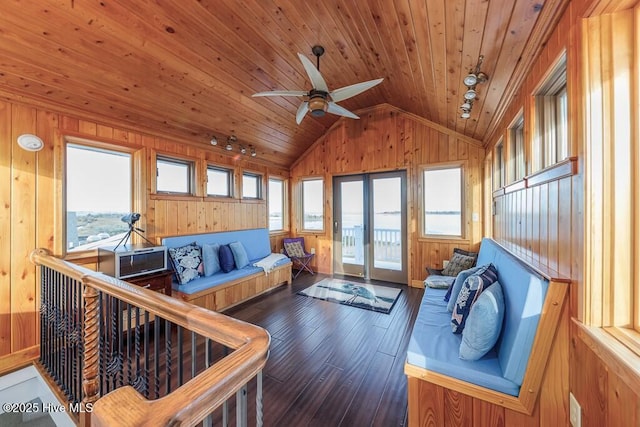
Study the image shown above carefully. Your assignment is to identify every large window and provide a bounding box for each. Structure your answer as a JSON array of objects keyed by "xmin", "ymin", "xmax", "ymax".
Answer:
[
  {"xmin": 301, "ymin": 178, "xmax": 324, "ymax": 231},
  {"xmin": 423, "ymin": 165, "xmax": 463, "ymax": 237},
  {"xmin": 156, "ymin": 156, "xmax": 193, "ymax": 194},
  {"xmin": 534, "ymin": 52, "xmax": 568, "ymax": 171},
  {"xmin": 242, "ymin": 172, "xmax": 262, "ymax": 199},
  {"xmin": 268, "ymin": 178, "xmax": 285, "ymax": 231},
  {"xmin": 66, "ymin": 144, "xmax": 131, "ymax": 252},
  {"xmin": 207, "ymin": 165, "xmax": 233, "ymax": 197},
  {"xmin": 508, "ymin": 114, "xmax": 525, "ymax": 183}
]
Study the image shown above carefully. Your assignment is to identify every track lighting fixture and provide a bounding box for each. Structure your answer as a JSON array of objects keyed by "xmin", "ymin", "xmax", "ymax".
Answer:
[
  {"xmin": 209, "ymin": 134, "xmax": 258, "ymax": 158},
  {"xmin": 460, "ymin": 55, "xmax": 489, "ymax": 119}
]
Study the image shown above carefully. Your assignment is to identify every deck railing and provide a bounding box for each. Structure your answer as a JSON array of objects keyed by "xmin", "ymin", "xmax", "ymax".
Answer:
[
  {"xmin": 341, "ymin": 226, "xmax": 402, "ymax": 263},
  {"xmin": 31, "ymin": 248, "xmax": 269, "ymax": 426}
]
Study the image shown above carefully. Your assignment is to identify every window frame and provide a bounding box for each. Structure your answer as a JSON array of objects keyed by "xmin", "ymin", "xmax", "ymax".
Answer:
[
  {"xmin": 206, "ymin": 164, "xmax": 234, "ymax": 198},
  {"xmin": 420, "ymin": 162, "xmax": 465, "ymax": 240},
  {"xmin": 494, "ymin": 139, "xmax": 505, "ymax": 190},
  {"xmin": 267, "ymin": 176, "xmax": 287, "ymax": 233},
  {"xmin": 155, "ymin": 154, "xmax": 196, "ymax": 196},
  {"xmin": 241, "ymin": 171, "xmax": 263, "ymax": 200},
  {"xmin": 533, "ymin": 51, "xmax": 568, "ymax": 173},
  {"xmin": 507, "ymin": 112, "xmax": 525, "ymax": 184},
  {"xmin": 300, "ymin": 177, "xmax": 325, "ymax": 232},
  {"xmin": 63, "ymin": 138, "xmax": 135, "ymax": 256}
]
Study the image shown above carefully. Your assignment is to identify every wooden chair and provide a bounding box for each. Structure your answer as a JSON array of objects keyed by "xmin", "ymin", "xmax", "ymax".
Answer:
[{"xmin": 283, "ymin": 237, "xmax": 315, "ymax": 279}]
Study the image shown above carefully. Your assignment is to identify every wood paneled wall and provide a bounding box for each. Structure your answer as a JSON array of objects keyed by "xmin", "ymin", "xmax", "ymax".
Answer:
[
  {"xmin": 0, "ymin": 99, "xmax": 288, "ymax": 370},
  {"xmin": 289, "ymin": 104, "xmax": 485, "ymax": 285},
  {"xmin": 486, "ymin": 1, "xmax": 640, "ymax": 427}
]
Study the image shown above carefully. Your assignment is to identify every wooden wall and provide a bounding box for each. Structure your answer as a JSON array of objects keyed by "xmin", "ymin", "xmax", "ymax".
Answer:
[
  {"xmin": 0, "ymin": 99, "xmax": 288, "ymax": 372},
  {"xmin": 289, "ymin": 105, "xmax": 485, "ymax": 285},
  {"xmin": 486, "ymin": 1, "xmax": 640, "ymax": 426}
]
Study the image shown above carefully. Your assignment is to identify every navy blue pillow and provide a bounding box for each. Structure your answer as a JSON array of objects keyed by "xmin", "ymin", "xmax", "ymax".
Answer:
[{"xmin": 218, "ymin": 244, "xmax": 235, "ymax": 273}]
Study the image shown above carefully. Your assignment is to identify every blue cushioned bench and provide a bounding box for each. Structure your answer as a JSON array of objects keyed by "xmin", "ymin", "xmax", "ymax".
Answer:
[
  {"xmin": 405, "ymin": 238, "xmax": 569, "ymax": 416},
  {"xmin": 161, "ymin": 228, "xmax": 291, "ymax": 311}
]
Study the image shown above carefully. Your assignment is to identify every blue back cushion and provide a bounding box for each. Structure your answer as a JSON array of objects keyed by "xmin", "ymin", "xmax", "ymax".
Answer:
[
  {"xmin": 202, "ymin": 243, "xmax": 221, "ymax": 276},
  {"xmin": 459, "ymin": 281, "xmax": 505, "ymax": 360},
  {"xmin": 475, "ymin": 238, "xmax": 549, "ymax": 385},
  {"xmin": 161, "ymin": 228, "xmax": 271, "ymax": 262},
  {"xmin": 218, "ymin": 244, "xmax": 235, "ymax": 273}
]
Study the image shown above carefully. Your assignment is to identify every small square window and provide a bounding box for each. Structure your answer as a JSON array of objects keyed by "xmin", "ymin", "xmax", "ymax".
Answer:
[
  {"xmin": 423, "ymin": 166, "xmax": 463, "ymax": 237},
  {"xmin": 508, "ymin": 115, "xmax": 525, "ymax": 183},
  {"xmin": 207, "ymin": 166, "xmax": 233, "ymax": 197},
  {"xmin": 156, "ymin": 156, "xmax": 193, "ymax": 194},
  {"xmin": 242, "ymin": 172, "xmax": 262, "ymax": 199}
]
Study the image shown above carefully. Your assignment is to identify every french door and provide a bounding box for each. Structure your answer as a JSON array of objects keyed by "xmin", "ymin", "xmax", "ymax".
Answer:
[{"xmin": 333, "ymin": 171, "xmax": 407, "ymax": 284}]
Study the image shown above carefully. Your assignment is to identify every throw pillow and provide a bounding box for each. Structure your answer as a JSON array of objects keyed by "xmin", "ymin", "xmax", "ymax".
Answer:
[
  {"xmin": 202, "ymin": 243, "xmax": 221, "ymax": 277},
  {"xmin": 445, "ymin": 265, "xmax": 484, "ymax": 311},
  {"xmin": 229, "ymin": 241, "xmax": 250, "ymax": 269},
  {"xmin": 451, "ymin": 264, "xmax": 498, "ymax": 334},
  {"xmin": 284, "ymin": 241, "xmax": 305, "ymax": 258},
  {"xmin": 441, "ymin": 252, "xmax": 476, "ymax": 277},
  {"xmin": 425, "ymin": 275, "xmax": 455, "ymax": 289},
  {"xmin": 459, "ymin": 281, "xmax": 505, "ymax": 360},
  {"xmin": 168, "ymin": 242, "xmax": 203, "ymax": 285},
  {"xmin": 218, "ymin": 244, "xmax": 236, "ymax": 273}
]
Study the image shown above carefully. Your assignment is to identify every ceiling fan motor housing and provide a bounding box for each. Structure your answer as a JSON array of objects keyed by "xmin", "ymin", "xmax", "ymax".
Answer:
[{"xmin": 308, "ymin": 90, "xmax": 328, "ymax": 116}]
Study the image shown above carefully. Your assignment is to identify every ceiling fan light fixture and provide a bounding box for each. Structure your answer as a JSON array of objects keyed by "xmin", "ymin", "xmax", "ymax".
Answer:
[
  {"xmin": 308, "ymin": 96, "xmax": 328, "ymax": 117},
  {"xmin": 464, "ymin": 89, "xmax": 477, "ymax": 100}
]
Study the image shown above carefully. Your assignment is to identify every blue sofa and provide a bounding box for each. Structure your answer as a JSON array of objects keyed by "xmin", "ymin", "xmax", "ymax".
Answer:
[
  {"xmin": 161, "ymin": 228, "xmax": 291, "ymax": 311},
  {"xmin": 406, "ymin": 237, "xmax": 568, "ymax": 416}
]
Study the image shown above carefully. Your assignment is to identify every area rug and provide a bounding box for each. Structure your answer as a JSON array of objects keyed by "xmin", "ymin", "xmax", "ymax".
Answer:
[{"xmin": 298, "ymin": 278, "xmax": 402, "ymax": 314}]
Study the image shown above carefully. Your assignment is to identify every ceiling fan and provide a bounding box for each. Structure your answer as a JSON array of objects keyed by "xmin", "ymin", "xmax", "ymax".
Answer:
[{"xmin": 252, "ymin": 45, "xmax": 383, "ymax": 124}]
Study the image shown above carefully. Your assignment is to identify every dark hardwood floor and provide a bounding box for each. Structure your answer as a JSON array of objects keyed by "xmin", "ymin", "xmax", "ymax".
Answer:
[{"xmin": 224, "ymin": 273, "xmax": 425, "ymax": 427}]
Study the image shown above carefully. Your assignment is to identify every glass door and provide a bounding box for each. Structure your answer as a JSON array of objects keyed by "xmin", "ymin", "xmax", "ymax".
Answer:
[
  {"xmin": 333, "ymin": 171, "xmax": 407, "ymax": 284},
  {"xmin": 333, "ymin": 175, "xmax": 365, "ymax": 277}
]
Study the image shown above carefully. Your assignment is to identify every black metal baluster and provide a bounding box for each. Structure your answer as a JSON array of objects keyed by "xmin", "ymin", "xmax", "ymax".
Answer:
[
  {"xmin": 177, "ymin": 325, "xmax": 183, "ymax": 386},
  {"xmin": 117, "ymin": 298, "xmax": 124, "ymax": 389},
  {"xmin": 126, "ymin": 303, "xmax": 133, "ymax": 386},
  {"xmin": 154, "ymin": 316, "xmax": 160, "ymax": 398},
  {"xmin": 143, "ymin": 309, "xmax": 150, "ymax": 398},
  {"xmin": 165, "ymin": 320, "xmax": 172, "ymax": 394}
]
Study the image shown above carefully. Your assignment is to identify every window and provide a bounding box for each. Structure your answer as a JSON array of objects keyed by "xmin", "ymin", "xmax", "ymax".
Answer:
[
  {"xmin": 66, "ymin": 143, "xmax": 131, "ymax": 252},
  {"xmin": 156, "ymin": 156, "xmax": 193, "ymax": 194},
  {"xmin": 301, "ymin": 178, "xmax": 324, "ymax": 231},
  {"xmin": 534, "ymin": 52, "xmax": 568, "ymax": 171},
  {"xmin": 494, "ymin": 140, "xmax": 504, "ymax": 189},
  {"xmin": 268, "ymin": 178, "xmax": 285, "ymax": 231},
  {"xmin": 422, "ymin": 165, "xmax": 463, "ymax": 237},
  {"xmin": 508, "ymin": 114, "xmax": 525, "ymax": 183},
  {"xmin": 207, "ymin": 166, "xmax": 233, "ymax": 197},
  {"xmin": 242, "ymin": 172, "xmax": 262, "ymax": 199}
]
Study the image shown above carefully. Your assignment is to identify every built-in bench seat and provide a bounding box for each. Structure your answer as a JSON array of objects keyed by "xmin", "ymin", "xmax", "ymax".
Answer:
[
  {"xmin": 405, "ymin": 238, "xmax": 570, "ymax": 418},
  {"xmin": 161, "ymin": 228, "xmax": 292, "ymax": 312}
]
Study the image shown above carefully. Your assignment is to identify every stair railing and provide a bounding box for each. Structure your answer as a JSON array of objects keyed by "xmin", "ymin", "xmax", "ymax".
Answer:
[{"xmin": 31, "ymin": 248, "xmax": 269, "ymax": 426}]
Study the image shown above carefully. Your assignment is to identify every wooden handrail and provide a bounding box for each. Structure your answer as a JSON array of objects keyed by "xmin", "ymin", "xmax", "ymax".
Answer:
[{"xmin": 30, "ymin": 249, "xmax": 270, "ymax": 426}]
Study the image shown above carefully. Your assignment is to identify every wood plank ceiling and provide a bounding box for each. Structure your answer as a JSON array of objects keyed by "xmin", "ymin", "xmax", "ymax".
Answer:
[{"xmin": 0, "ymin": 0, "xmax": 567, "ymax": 168}]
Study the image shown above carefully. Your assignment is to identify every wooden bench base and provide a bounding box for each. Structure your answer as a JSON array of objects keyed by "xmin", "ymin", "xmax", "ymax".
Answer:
[{"xmin": 172, "ymin": 263, "xmax": 292, "ymax": 312}]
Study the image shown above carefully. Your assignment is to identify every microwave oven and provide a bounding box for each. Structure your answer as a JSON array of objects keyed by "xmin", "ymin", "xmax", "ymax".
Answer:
[{"xmin": 98, "ymin": 244, "xmax": 167, "ymax": 279}]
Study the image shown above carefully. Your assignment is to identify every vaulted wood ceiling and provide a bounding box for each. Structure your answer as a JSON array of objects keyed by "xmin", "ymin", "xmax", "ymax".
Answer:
[{"xmin": 0, "ymin": 0, "xmax": 567, "ymax": 168}]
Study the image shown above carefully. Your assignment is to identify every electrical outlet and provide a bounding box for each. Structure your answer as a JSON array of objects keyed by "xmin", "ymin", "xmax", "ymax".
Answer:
[
  {"xmin": 310, "ymin": 247, "xmax": 316, "ymax": 254},
  {"xmin": 569, "ymin": 392, "xmax": 581, "ymax": 427},
  {"xmin": 443, "ymin": 260, "xmax": 449, "ymax": 268}
]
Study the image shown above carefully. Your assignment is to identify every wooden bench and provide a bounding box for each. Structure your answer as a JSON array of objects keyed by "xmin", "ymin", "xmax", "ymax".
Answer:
[{"xmin": 405, "ymin": 238, "xmax": 570, "ymax": 424}]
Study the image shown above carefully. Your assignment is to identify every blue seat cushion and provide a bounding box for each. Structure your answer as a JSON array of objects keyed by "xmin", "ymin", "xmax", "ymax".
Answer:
[
  {"xmin": 407, "ymin": 288, "xmax": 520, "ymax": 396},
  {"xmin": 174, "ymin": 256, "xmax": 291, "ymax": 295}
]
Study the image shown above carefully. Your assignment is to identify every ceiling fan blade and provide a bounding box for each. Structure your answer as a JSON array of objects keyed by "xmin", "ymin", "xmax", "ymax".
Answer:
[
  {"xmin": 326, "ymin": 102, "xmax": 359, "ymax": 119},
  {"xmin": 330, "ymin": 78, "xmax": 384, "ymax": 103},
  {"xmin": 252, "ymin": 90, "xmax": 307, "ymax": 97},
  {"xmin": 296, "ymin": 101, "xmax": 309, "ymax": 124},
  {"xmin": 297, "ymin": 53, "xmax": 329, "ymax": 93}
]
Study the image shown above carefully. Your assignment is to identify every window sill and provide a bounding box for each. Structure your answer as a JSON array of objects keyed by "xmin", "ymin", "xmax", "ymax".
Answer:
[
  {"xmin": 575, "ymin": 320, "xmax": 640, "ymax": 392},
  {"xmin": 418, "ymin": 236, "xmax": 469, "ymax": 244},
  {"xmin": 150, "ymin": 193, "xmax": 198, "ymax": 202},
  {"xmin": 268, "ymin": 230, "xmax": 289, "ymax": 236}
]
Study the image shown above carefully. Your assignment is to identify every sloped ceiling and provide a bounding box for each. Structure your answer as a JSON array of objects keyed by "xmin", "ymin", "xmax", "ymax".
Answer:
[{"xmin": 0, "ymin": 0, "xmax": 567, "ymax": 168}]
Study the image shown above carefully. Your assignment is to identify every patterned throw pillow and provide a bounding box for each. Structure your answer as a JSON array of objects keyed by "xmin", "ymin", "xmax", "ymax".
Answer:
[
  {"xmin": 451, "ymin": 264, "xmax": 498, "ymax": 334},
  {"xmin": 284, "ymin": 241, "xmax": 305, "ymax": 258},
  {"xmin": 441, "ymin": 252, "xmax": 476, "ymax": 277},
  {"xmin": 444, "ymin": 265, "xmax": 484, "ymax": 310},
  {"xmin": 424, "ymin": 275, "xmax": 455, "ymax": 289},
  {"xmin": 168, "ymin": 242, "xmax": 203, "ymax": 285}
]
